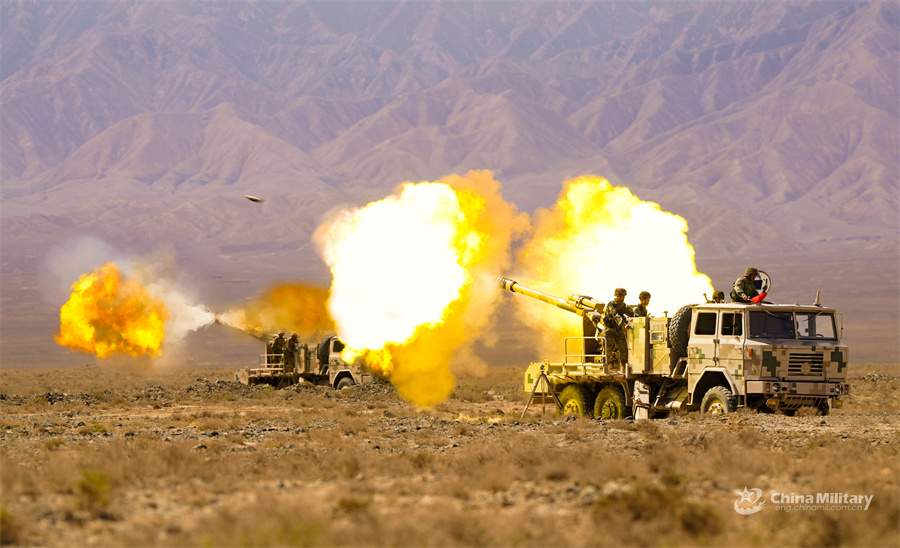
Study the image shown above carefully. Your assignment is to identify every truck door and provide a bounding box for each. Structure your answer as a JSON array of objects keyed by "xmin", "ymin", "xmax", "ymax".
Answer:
[
  {"xmin": 689, "ymin": 310, "xmax": 718, "ymax": 369},
  {"xmin": 718, "ymin": 311, "xmax": 744, "ymax": 379}
]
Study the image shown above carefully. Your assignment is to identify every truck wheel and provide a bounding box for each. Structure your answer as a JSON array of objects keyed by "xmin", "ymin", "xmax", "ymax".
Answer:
[
  {"xmin": 816, "ymin": 399, "xmax": 830, "ymax": 416},
  {"xmin": 594, "ymin": 385, "xmax": 627, "ymax": 420},
  {"xmin": 700, "ymin": 386, "xmax": 736, "ymax": 415},
  {"xmin": 557, "ymin": 385, "xmax": 595, "ymax": 418},
  {"xmin": 336, "ymin": 377, "xmax": 356, "ymax": 390},
  {"xmin": 668, "ymin": 305, "xmax": 694, "ymax": 358}
]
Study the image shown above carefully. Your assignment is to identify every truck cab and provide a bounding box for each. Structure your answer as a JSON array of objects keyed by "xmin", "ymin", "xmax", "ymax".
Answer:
[
  {"xmin": 680, "ymin": 303, "xmax": 849, "ymax": 413},
  {"xmin": 314, "ymin": 336, "xmax": 377, "ymax": 389}
]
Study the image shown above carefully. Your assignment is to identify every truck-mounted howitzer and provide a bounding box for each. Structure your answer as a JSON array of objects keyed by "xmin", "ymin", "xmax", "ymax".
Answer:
[
  {"xmin": 496, "ymin": 277, "xmax": 602, "ymax": 318},
  {"xmin": 498, "ymin": 274, "xmax": 849, "ymax": 420}
]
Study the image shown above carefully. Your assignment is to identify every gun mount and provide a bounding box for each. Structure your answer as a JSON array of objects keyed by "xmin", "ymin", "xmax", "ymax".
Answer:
[{"xmin": 496, "ymin": 277, "xmax": 602, "ymax": 317}]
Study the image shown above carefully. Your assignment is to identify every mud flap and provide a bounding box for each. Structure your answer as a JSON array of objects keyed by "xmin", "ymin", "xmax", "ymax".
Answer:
[{"xmin": 633, "ymin": 380, "xmax": 651, "ymax": 420}]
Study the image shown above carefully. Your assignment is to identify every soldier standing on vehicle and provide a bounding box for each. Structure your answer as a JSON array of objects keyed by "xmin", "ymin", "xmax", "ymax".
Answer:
[
  {"xmin": 271, "ymin": 332, "xmax": 286, "ymax": 366},
  {"xmin": 731, "ymin": 267, "xmax": 765, "ymax": 303},
  {"xmin": 604, "ymin": 288, "xmax": 633, "ymax": 368},
  {"xmin": 283, "ymin": 334, "xmax": 299, "ymax": 374},
  {"xmin": 633, "ymin": 291, "xmax": 651, "ymax": 317},
  {"xmin": 712, "ymin": 290, "xmax": 725, "ymax": 303}
]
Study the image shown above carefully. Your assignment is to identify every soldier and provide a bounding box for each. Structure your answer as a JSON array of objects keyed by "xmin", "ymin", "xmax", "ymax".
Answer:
[
  {"xmin": 271, "ymin": 332, "xmax": 286, "ymax": 365},
  {"xmin": 584, "ymin": 304, "xmax": 604, "ymax": 362},
  {"xmin": 633, "ymin": 291, "xmax": 651, "ymax": 317},
  {"xmin": 283, "ymin": 334, "xmax": 299, "ymax": 374},
  {"xmin": 731, "ymin": 267, "xmax": 763, "ymax": 303},
  {"xmin": 604, "ymin": 288, "xmax": 633, "ymax": 368},
  {"xmin": 712, "ymin": 290, "xmax": 726, "ymax": 303}
]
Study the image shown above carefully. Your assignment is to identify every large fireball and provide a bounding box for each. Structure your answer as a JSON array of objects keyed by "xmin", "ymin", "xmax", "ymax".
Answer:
[
  {"xmin": 515, "ymin": 176, "xmax": 713, "ymax": 352},
  {"xmin": 315, "ymin": 171, "xmax": 526, "ymax": 407},
  {"xmin": 55, "ymin": 263, "xmax": 170, "ymax": 358}
]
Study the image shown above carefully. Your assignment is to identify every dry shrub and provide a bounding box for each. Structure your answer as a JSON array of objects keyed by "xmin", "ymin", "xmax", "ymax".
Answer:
[
  {"xmin": 44, "ymin": 437, "xmax": 65, "ymax": 451},
  {"xmin": 190, "ymin": 494, "xmax": 328, "ymax": 547},
  {"xmin": 339, "ymin": 416, "xmax": 369, "ymax": 437},
  {"xmin": 74, "ymin": 469, "xmax": 111, "ymax": 513},
  {"xmin": 453, "ymin": 385, "xmax": 493, "ymax": 403},
  {"xmin": 0, "ymin": 505, "xmax": 27, "ymax": 545},
  {"xmin": 591, "ymin": 479, "xmax": 725, "ymax": 545}
]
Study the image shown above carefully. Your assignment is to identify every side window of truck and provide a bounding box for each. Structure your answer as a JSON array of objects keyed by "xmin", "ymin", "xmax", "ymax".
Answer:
[
  {"xmin": 694, "ymin": 312, "xmax": 717, "ymax": 335},
  {"xmin": 721, "ymin": 312, "xmax": 743, "ymax": 336},
  {"xmin": 332, "ymin": 339, "xmax": 345, "ymax": 353}
]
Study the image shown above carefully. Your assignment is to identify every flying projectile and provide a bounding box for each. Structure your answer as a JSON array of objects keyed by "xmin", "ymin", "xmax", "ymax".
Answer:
[{"xmin": 244, "ymin": 195, "xmax": 264, "ymax": 203}]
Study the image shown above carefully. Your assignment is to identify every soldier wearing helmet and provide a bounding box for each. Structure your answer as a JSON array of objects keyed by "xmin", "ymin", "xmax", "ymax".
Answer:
[
  {"xmin": 283, "ymin": 334, "xmax": 299, "ymax": 374},
  {"xmin": 633, "ymin": 291, "xmax": 651, "ymax": 317},
  {"xmin": 712, "ymin": 290, "xmax": 726, "ymax": 303},
  {"xmin": 271, "ymin": 331, "xmax": 286, "ymax": 365},
  {"xmin": 731, "ymin": 267, "xmax": 761, "ymax": 303},
  {"xmin": 604, "ymin": 288, "xmax": 634, "ymax": 368}
]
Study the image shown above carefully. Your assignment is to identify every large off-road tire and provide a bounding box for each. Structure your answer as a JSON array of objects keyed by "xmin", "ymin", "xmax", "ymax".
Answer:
[
  {"xmin": 557, "ymin": 384, "xmax": 596, "ymax": 418},
  {"xmin": 668, "ymin": 305, "xmax": 694, "ymax": 358},
  {"xmin": 816, "ymin": 399, "xmax": 830, "ymax": 416},
  {"xmin": 336, "ymin": 376, "xmax": 356, "ymax": 390},
  {"xmin": 700, "ymin": 386, "xmax": 736, "ymax": 414},
  {"xmin": 594, "ymin": 384, "xmax": 628, "ymax": 420}
]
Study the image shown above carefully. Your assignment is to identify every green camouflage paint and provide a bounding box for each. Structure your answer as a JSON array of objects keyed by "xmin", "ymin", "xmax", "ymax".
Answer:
[
  {"xmin": 830, "ymin": 349, "xmax": 847, "ymax": 373},
  {"xmin": 762, "ymin": 350, "xmax": 779, "ymax": 377}
]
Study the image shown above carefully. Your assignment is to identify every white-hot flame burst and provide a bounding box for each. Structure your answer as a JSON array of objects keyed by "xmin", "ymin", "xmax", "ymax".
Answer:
[
  {"xmin": 515, "ymin": 176, "xmax": 713, "ymax": 352},
  {"xmin": 315, "ymin": 171, "xmax": 526, "ymax": 407}
]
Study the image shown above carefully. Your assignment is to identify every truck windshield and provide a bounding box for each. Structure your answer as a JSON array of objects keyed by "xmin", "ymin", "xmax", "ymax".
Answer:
[
  {"xmin": 749, "ymin": 311, "xmax": 795, "ymax": 339},
  {"xmin": 797, "ymin": 312, "xmax": 837, "ymax": 340}
]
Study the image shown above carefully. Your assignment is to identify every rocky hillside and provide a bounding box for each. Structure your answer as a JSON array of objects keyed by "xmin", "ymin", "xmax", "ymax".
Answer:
[
  {"xmin": 2, "ymin": 1, "xmax": 896, "ymax": 253},
  {"xmin": 1, "ymin": 1, "xmax": 897, "ymax": 365}
]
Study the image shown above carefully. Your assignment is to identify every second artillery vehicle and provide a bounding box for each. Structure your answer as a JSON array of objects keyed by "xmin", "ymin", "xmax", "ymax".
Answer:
[
  {"xmin": 498, "ymin": 277, "xmax": 849, "ymax": 419},
  {"xmin": 234, "ymin": 334, "xmax": 377, "ymax": 389}
]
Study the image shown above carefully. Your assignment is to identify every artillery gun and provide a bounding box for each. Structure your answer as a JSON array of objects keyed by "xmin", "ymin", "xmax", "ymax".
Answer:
[
  {"xmin": 499, "ymin": 277, "xmax": 850, "ymax": 419},
  {"xmin": 214, "ymin": 316, "xmax": 376, "ymax": 389}
]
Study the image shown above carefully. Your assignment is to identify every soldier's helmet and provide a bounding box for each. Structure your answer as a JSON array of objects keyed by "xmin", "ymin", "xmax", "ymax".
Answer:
[
  {"xmin": 744, "ymin": 267, "xmax": 759, "ymax": 276},
  {"xmin": 712, "ymin": 290, "xmax": 725, "ymax": 299},
  {"xmin": 639, "ymin": 291, "xmax": 651, "ymax": 300},
  {"xmin": 614, "ymin": 287, "xmax": 627, "ymax": 297},
  {"xmin": 279, "ymin": 331, "xmax": 286, "ymax": 336}
]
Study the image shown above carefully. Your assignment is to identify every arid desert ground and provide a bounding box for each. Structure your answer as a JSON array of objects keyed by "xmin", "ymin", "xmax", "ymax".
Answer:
[{"xmin": 1, "ymin": 362, "xmax": 898, "ymax": 547}]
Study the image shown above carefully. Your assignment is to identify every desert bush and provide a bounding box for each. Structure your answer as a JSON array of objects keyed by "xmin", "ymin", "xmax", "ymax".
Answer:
[
  {"xmin": 0, "ymin": 505, "xmax": 27, "ymax": 545},
  {"xmin": 75, "ymin": 469, "xmax": 110, "ymax": 512},
  {"xmin": 44, "ymin": 437, "xmax": 64, "ymax": 451},
  {"xmin": 453, "ymin": 385, "xmax": 493, "ymax": 403}
]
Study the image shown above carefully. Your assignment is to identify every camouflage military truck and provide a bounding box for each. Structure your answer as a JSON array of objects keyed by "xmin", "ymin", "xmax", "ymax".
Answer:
[
  {"xmin": 235, "ymin": 335, "xmax": 377, "ymax": 389},
  {"xmin": 498, "ymin": 277, "xmax": 849, "ymax": 418}
]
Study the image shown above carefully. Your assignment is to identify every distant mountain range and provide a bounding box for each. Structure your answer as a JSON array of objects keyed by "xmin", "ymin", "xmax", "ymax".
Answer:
[
  {"xmin": 1, "ymin": 1, "xmax": 898, "ymax": 365},
  {"xmin": 3, "ymin": 1, "xmax": 897, "ymax": 256}
]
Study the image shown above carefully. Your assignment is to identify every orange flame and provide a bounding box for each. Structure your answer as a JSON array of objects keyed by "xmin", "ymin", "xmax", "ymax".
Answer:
[
  {"xmin": 55, "ymin": 263, "xmax": 170, "ymax": 358},
  {"xmin": 515, "ymin": 176, "xmax": 713, "ymax": 352},
  {"xmin": 220, "ymin": 284, "xmax": 334, "ymax": 337}
]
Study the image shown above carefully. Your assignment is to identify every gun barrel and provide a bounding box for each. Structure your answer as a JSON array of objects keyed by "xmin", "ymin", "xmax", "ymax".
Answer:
[
  {"xmin": 214, "ymin": 315, "xmax": 269, "ymax": 342},
  {"xmin": 497, "ymin": 277, "xmax": 600, "ymax": 316}
]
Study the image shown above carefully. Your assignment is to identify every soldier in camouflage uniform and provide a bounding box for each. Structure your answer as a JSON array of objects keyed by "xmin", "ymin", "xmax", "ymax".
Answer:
[
  {"xmin": 283, "ymin": 334, "xmax": 299, "ymax": 374},
  {"xmin": 633, "ymin": 291, "xmax": 651, "ymax": 317},
  {"xmin": 712, "ymin": 290, "xmax": 725, "ymax": 303},
  {"xmin": 604, "ymin": 288, "xmax": 634, "ymax": 368},
  {"xmin": 271, "ymin": 332, "xmax": 286, "ymax": 365},
  {"xmin": 731, "ymin": 267, "xmax": 761, "ymax": 303}
]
